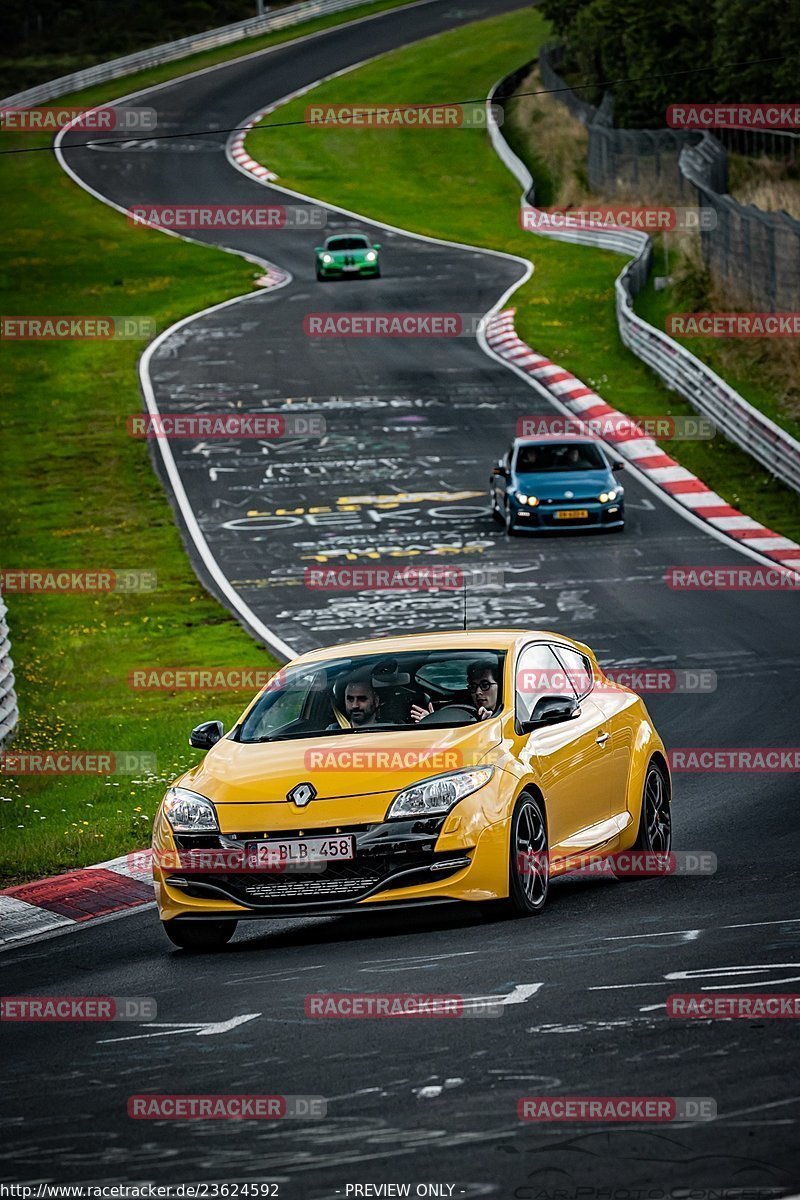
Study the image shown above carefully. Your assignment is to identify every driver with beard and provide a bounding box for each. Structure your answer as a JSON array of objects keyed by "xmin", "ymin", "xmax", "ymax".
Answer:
[{"xmin": 329, "ymin": 670, "xmax": 382, "ymax": 730}]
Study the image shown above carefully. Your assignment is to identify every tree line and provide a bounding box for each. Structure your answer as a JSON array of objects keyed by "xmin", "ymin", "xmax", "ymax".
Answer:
[{"xmin": 539, "ymin": 0, "xmax": 799, "ymax": 128}]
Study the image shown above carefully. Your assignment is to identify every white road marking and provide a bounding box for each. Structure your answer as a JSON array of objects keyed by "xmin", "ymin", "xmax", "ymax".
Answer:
[
  {"xmin": 593, "ymin": 962, "xmax": 800, "ymax": 990},
  {"xmin": 98, "ymin": 1012, "xmax": 261, "ymax": 1043}
]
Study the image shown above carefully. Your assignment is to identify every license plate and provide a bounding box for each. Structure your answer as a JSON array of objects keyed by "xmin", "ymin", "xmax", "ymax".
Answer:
[
  {"xmin": 555, "ymin": 509, "xmax": 589, "ymax": 520},
  {"xmin": 245, "ymin": 835, "xmax": 355, "ymax": 869},
  {"xmin": 343, "ymin": 264, "xmax": 360, "ymax": 272}
]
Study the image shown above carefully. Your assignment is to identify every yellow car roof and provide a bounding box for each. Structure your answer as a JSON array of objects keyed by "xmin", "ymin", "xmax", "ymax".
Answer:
[{"xmin": 289, "ymin": 628, "xmax": 573, "ymax": 666}]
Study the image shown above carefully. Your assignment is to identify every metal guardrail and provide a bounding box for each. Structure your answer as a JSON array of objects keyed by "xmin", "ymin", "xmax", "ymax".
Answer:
[
  {"xmin": 0, "ymin": 0, "xmax": 383, "ymax": 109},
  {"xmin": 0, "ymin": 586, "xmax": 18, "ymax": 747},
  {"xmin": 487, "ymin": 70, "xmax": 800, "ymax": 495}
]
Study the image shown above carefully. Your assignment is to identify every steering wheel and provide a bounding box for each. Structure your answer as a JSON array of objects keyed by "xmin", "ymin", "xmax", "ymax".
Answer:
[{"xmin": 417, "ymin": 703, "xmax": 479, "ymax": 726}]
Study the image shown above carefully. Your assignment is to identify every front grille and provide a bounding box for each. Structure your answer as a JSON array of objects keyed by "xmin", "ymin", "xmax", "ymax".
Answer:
[
  {"xmin": 169, "ymin": 819, "xmax": 466, "ymax": 907},
  {"xmin": 238, "ymin": 873, "xmax": 381, "ymax": 900}
]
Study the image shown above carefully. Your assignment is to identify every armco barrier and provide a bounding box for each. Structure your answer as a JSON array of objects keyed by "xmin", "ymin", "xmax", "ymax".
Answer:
[
  {"xmin": 0, "ymin": 584, "xmax": 18, "ymax": 747},
  {"xmin": 487, "ymin": 68, "xmax": 800, "ymax": 495},
  {"xmin": 0, "ymin": 0, "xmax": 391, "ymax": 109}
]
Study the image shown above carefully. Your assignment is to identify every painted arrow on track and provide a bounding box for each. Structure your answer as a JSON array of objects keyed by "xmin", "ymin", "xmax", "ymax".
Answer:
[{"xmin": 98, "ymin": 1012, "xmax": 261, "ymax": 1044}]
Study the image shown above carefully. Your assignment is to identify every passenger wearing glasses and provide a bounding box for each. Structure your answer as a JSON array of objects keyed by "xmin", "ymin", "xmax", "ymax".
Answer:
[{"xmin": 409, "ymin": 660, "xmax": 500, "ymax": 723}]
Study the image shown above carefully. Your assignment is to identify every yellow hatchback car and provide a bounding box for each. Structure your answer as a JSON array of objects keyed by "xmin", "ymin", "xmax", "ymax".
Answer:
[{"xmin": 152, "ymin": 630, "xmax": 672, "ymax": 950}]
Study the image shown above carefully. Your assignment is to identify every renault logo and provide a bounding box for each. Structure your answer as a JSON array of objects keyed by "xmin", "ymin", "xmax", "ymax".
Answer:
[{"xmin": 288, "ymin": 781, "xmax": 316, "ymax": 807}]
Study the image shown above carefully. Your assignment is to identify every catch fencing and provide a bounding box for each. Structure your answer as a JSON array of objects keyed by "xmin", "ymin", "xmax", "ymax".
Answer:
[
  {"xmin": 538, "ymin": 46, "xmax": 699, "ymax": 201},
  {"xmin": 680, "ymin": 135, "xmax": 800, "ymax": 311},
  {"xmin": 487, "ymin": 70, "xmax": 800, "ymax": 494},
  {"xmin": 538, "ymin": 46, "xmax": 800, "ymax": 311},
  {"xmin": 0, "ymin": 585, "xmax": 18, "ymax": 746},
  {"xmin": 1, "ymin": 0, "xmax": 388, "ymax": 108}
]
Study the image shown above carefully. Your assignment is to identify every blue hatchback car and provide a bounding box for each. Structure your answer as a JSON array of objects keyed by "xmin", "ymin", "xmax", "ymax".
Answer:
[{"xmin": 490, "ymin": 437, "xmax": 626, "ymax": 534}]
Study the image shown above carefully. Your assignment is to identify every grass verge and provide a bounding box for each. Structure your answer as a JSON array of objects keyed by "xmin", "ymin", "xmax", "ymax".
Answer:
[
  {"xmin": 247, "ymin": 15, "xmax": 800, "ymax": 542},
  {"xmin": 0, "ymin": 0, "xmax": 419, "ymax": 885}
]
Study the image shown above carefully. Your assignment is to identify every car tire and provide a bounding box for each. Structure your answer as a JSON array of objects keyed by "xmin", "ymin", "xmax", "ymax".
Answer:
[
  {"xmin": 162, "ymin": 920, "xmax": 237, "ymax": 952},
  {"xmin": 612, "ymin": 760, "xmax": 672, "ymax": 880},
  {"xmin": 504, "ymin": 793, "xmax": 549, "ymax": 916},
  {"xmin": 316, "ymin": 270, "xmax": 324, "ymax": 281},
  {"xmin": 633, "ymin": 760, "xmax": 672, "ymax": 853}
]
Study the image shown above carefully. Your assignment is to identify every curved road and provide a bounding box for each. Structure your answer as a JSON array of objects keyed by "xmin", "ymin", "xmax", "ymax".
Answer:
[{"xmin": 3, "ymin": 1, "xmax": 798, "ymax": 1193}]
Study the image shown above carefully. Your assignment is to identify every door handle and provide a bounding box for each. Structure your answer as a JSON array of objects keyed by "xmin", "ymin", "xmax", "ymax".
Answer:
[{"xmin": 596, "ymin": 731, "xmax": 610, "ymax": 746}]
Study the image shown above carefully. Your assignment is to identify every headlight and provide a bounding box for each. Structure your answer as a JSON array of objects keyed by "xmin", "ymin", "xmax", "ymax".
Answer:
[
  {"xmin": 322, "ymin": 253, "xmax": 333, "ymax": 264},
  {"xmin": 514, "ymin": 493, "xmax": 538, "ymax": 506},
  {"xmin": 365, "ymin": 250, "xmax": 377, "ymax": 261},
  {"xmin": 162, "ymin": 787, "xmax": 219, "ymax": 833},
  {"xmin": 599, "ymin": 490, "xmax": 619, "ymax": 503},
  {"xmin": 386, "ymin": 767, "xmax": 494, "ymax": 820}
]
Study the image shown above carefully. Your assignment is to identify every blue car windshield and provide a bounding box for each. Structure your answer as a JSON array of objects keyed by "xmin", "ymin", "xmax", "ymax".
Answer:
[{"xmin": 517, "ymin": 443, "xmax": 606, "ymax": 472}]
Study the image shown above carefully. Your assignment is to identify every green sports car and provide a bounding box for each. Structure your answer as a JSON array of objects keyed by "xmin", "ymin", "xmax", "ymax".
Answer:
[{"xmin": 315, "ymin": 233, "xmax": 381, "ymax": 280}]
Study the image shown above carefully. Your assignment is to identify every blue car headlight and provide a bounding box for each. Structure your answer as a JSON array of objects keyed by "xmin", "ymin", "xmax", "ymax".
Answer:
[{"xmin": 386, "ymin": 767, "xmax": 494, "ymax": 819}]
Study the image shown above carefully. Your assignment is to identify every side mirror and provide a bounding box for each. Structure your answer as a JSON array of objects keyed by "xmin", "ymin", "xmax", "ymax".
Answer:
[
  {"xmin": 189, "ymin": 720, "xmax": 224, "ymax": 750},
  {"xmin": 612, "ymin": 460, "xmax": 625, "ymax": 472},
  {"xmin": 519, "ymin": 695, "xmax": 580, "ymax": 733},
  {"xmin": 373, "ymin": 243, "xmax": 381, "ymax": 250},
  {"xmin": 314, "ymin": 246, "xmax": 323, "ymax": 253}
]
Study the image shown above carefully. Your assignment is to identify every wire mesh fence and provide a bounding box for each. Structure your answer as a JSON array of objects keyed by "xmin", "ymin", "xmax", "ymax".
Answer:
[
  {"xmin": 537, "ymin": 45, "xmax": 800, "ymax": 311},
  {"xmin": 487, "ymin": 71, "xmax": 800, "ymax": 494}
]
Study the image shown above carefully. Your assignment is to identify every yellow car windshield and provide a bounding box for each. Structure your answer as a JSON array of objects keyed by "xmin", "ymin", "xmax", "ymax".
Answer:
[{"xmin": 237, "ymin": 650, "xmax": 505, "ymax": 743}]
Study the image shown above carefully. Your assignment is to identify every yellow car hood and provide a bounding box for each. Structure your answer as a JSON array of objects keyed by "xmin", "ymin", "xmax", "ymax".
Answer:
[{"xmin": 181, "ymin": 720, "xmax": 503, "ymax": 805}]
